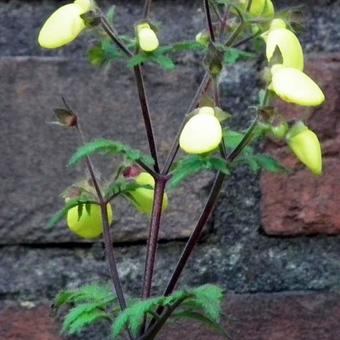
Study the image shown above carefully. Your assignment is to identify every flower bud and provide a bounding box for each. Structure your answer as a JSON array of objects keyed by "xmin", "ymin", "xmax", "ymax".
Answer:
[
  {"xmin": 128, "ymin": 172, "xmax": 168, "ymax": 215},
  {"xmin": 270, "ymin": 122, "xmax": 288, "ymax": 140},
  {"xmin": 239, "ymin": 0, "xmax": 266, "ymax": 16},
  {"xmin": 266, "ymin": 28, "xmax": 304, "ymax": 70},
  {"xmin": 286, "ymin": 121, "xmax": 322, "ymax": 175},
  {"xmin": 261, "ymin": 0, "xmax": 275, "ymax": 17},
  {"xmin": 271, "ymin": 66, "xmax": 325, "ymax": 107},
  {"xmin": 179, "ymin": 107, "xmax": 222, "ymax": 154},
  {"xmin": 137, "ymin": 23, "xmax": 159, "ymax": 52},
  {"xmin": 67, "ymin": 203, "xmax": 113, "ymax": 239},
  {"xmin": 195, "ymin": 31, "xmax": 210, "ymax": 47},
  {"xmin": 38, "ymin": 1, "xmax": 92, "ymax": 49}
]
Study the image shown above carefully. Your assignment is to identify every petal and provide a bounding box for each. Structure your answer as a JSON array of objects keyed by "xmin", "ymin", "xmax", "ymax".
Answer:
[
  {"xmin": 239, "ymin": 0, "xmax": 266, "ymax": 16},
  {"xmin": 179, "ymin": 113, "xmax": 222, "ymax": 154},
  {"xmin": 138, "ymin": 27, "xmax": 159, "ymax": 52},
  {"xmin": 266, "ymin": 28, "xmax": 304, "ymax": 70},
  {"xmin": 271, "ymin": 67, "xmax": 325, "ymax": 106},
  {"xmin": 261, "ymin": 0, "xmax": 275, "ymax": 17},
  {"xmin": 288, "ymin": 129, "xmax": 322, "ymax": 175},
  {"xmin": 74, "ymin": 0, "xmax": 93, "ymax": 13},
  {"xmin": 38, "ymin": 4, "xmax": 85, "ymax": 49}
]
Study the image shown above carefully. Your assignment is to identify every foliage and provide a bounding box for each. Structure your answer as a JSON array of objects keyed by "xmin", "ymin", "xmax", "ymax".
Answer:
[
  {"xmin": 55, "ymin": 284, "xmax": 116, "ymax": 335},
  {"xmin": 47, "ymin": 198, "xmax": 98, "ymax": 229},
  {"xmin": 55, "ymin": 283, "xmax": 225, "ymax": 338},
  {"xmin": 170, "ymin": 155, "xmax": 231, "ymax": 189},
  {"xmin": 112, "ymin": 284, "xmax": 225, "ymax": 338},
  {"xmin": 68, "ymin": 139, "xmax": 154, "ymax": 167}
]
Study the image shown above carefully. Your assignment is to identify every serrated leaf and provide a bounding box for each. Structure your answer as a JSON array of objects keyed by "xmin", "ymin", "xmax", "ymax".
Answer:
[
  {"xmin": 152, "ymin": 53, "xmax": 176, "ymax": 70},
  {"xmin": 190, "ymin": 284, "xmax": 224, "ymax": 322},
  {"xmin": 224, "ymin": 48, "xmax": 255, "ymax": 65},
  {"xmin": 172, "ymin": 311, "xmax": 228, "ymax": 338},
  {"xmin": 112, "ymin": 297, "xmax": 164, "ymax": 338},
  {"xmin": 170, "ymin": 156, "xmax": 230, "ymax": 189},
  {"xmin": 104, "ymin": 180, "xmax": 153, "ymax": 200},
  {"xmin": 62, "ymin": 303, "xmax": 110, "ymax": 335},
  {"xmin": 68, "ymin": 139, "xmax": 154, "ymax": 168},
  {"xmin": 242, "ymin": 153, "xmax": 287, "ymax": 173},
  {"xmin": 47, "ymin": 199, "xmax": 97, "ymax": 229}
]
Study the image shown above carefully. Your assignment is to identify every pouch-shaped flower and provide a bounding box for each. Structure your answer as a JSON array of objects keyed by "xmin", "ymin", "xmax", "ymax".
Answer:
[
  {"xmin": 137, "ymin": 23, "xmax": 159, "ymax": 52},
  {"xmin": 67, "ymin": 203, "xmax": 113, "ymax": 239},
  {"xmin": 266, "ymin": 28, "xmax": 304, "ymax": 70},
  {"xmin": 128, "ymin": 172, "xmax": 168, "ymax": 215},
  {"xmin": 271, "ymin": 66, "xmax": 325, "ymax": 107},
  {"xmin": 179, "ymin": 107, "xmax": 222, "ymax": 154},
  {"xmin": 38, "ymin": 2, "xmax": 91, "ymax": 49},
  {"xmin": 286, "ymin": 122, "xmax": 322, "ymax": 175}
]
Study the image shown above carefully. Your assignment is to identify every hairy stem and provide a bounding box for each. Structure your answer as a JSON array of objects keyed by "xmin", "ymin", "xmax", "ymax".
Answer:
[
  {"xmin": 161, "ymin": 72, "xmax": 211, "ymax": 174},
  {"xmin": 100, "ymin": 16, "xmax": 160, "ymax": 173},
  {"xmin": 164, "ymin": 117, "xmax": 259, "ymax": 295},
  {"xmin": 75, "ymin": 124, "xmax": 132, "ymax": 339},
  {"xmin": 142, "ymin": 177, "xmax": 168, "ymax": 298},
  {"xmin": 143, "ymin": 0, "xmax": 152, "ymax": 19},
  {"xmin": 133, "ymin": 66, "xmax": 160, "ymax": 173},
  {"xmin": 204, "ymin": 0, "xmax": 215, "ymax": 42}
]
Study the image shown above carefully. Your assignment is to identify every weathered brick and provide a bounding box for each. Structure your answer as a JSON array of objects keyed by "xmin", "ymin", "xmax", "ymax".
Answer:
[
  {"xmin": 2, "ymin": 292, "xmax": 340, "ymax": 340},
  {"xmin": 261, "ymin": 54, "xmax": 340, "ymax": 235},
  {"xmin": 0, "ymin": 57, "xmax": 212, "ymax": 244}
]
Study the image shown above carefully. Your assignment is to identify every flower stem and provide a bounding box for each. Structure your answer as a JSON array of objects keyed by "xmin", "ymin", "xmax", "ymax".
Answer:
[
  {"xmin": 75, "ymin": 123, "xmax": 131, "ymax": 339},
  {"xmin": 204, "ymin": 0, "xmax": 215, "ymax": 42},
  {"xmin": 143, "ymin": 0, "xmax": 152, "ymax": 19},
  {"xmin": 163, "ymin": 117, "xmax": 259, "ymax": 295},
  {"xmin": 142, "ymin": 176, "xmax": 168, "ymax": 298},
  {"xmin": 99, "ymin": 16, "xmax": 160, "ymax": 173},
  {"xmin": 161, "ymin": 72, "xmax": 211, "ymax": 174}
]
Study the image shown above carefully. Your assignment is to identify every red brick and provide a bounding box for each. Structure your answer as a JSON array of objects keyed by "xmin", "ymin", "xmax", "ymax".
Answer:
[
  {"xmin": 261, "ymin": 54, "xmax": 340, "ymax": 235},
  {"xmin": 0, "ymin": 305, "xmax": 60, "ymax": 340},
  {"xmin": 161, "ymin": 292, "xmax": 340, "ymax": 340}
]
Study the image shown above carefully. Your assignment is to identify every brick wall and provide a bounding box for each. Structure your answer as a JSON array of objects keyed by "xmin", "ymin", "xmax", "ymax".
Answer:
[{"xmin": 1, "ymin": 1, "xmax": 340, "ymax": 339}]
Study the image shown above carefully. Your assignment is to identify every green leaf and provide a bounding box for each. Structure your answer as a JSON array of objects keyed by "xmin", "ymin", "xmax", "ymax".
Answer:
[
  {"xmin": 190, "ymin": 284, "xmax": 224, "ymax": 322},
  {"xmin": 242, "ymin": 153, "xmax": 287, "ymax": 173},
  {"xmin": 152, "ymin": 53, "xmax": 176, "ymax": 70},
  {"xmin": 224, "ymin": 48, "xmax": 255, "ymax": 65},
  {"xmin": 47, "ymin": 199, "xmax": 97, "ymax": 229},
  {"xmin": 62, "ymin": 303, "xmax": 110, "ymax": 335},
  {"xmin": 68, "ymin": 139, "xmax": 154, "ymax": 168},
  {"xmin": 172, "ymin": 311, "xmax": 228, "ymax": 338},
  {"xmin": 104, "ymin": 179, "xmax": 153, "ymax": 200},
  {"xmin": 111, "ymin": 284, "xmax": 224, "ymax": 339},
  {"xmin": 170, "ymin": 155, "xmax": 230, "ymax": 189},
  {"xmin": 55, "ymin": 284, "xmax": 116, "ymax": 307},
  {"xmin": 112, "ymin": 297, "xmax": 165, "ymax": 338}
]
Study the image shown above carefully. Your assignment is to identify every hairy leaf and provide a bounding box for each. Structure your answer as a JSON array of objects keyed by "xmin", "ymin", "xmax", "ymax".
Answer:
[
  {"xmin": 68, "ymin": 139, "xmax": 154, "ymax": 168},
  {"xmin": 112, "ymin": 284, "xmax": 225, "ymax": 339},
  {"xmin": 47, "ymin": 199, "xmax": 98, "ymax": 229},
  {"xmin": 62, "ymin": 303, "xmax": 111, "ymax": 335},
  {"xmin": 224, "ymin": 48, "xmax": 255, "ymax": 65},
  {"xmin": 104, "ymin": 180, "xmax": 153, "ymax": 200},
  {"xmin": 172, "ymin": 311, "xmax": 228, "ymax": 338},
  {"xmin": 55, "ymin": 284, "xmax": 116, "ymax": 307},
  {"xmin": 170, "ymin": 155, "xmax": 230, "ymax": 189}
]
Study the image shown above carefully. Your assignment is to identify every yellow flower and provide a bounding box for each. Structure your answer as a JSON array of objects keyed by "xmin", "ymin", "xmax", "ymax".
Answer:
[
  {"xmin": 286, "ymin": 121, "xmax": 322, "ymax": 175},
  {"xmin": 128, "ymin": 172, "xmax": 168, "ymax": 215},
  {"xmin": 266, "ymin": 27, "xmax": 304, "ymax": 70},
  {"xmin": 137, "ymin": 23, "xmax": 159, "ymax": 52},
  {"xmin": 261, "ymin": 0, "xmax": 275, "ymax": 17},
  {"xmin": 271, "ymin": 66, "xmax": 325, "ymax": 107},
  {"xmin": 239, "ymin": 0, "xmax": 266, "ymax": 16},
  {"xmin": 38, "ymin": 1, "xmax": 93, "ymax": 49},
  {"xmin": 67, "ymin": 203, "xmax": 113, "ymax": 239},
  {"xmin": 179, "ymin": 107, "xmax": 222, "ymax": 154}
]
